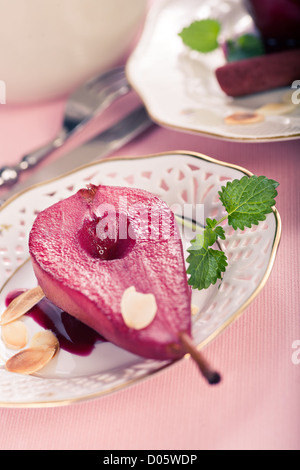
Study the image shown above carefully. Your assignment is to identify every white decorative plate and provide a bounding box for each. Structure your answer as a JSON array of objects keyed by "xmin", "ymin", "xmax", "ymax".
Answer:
[
  {"xmin": 126, "ymin": 0, "xmax": 300, "ymax": 142},
  {"xmin": 0, "ymin": 152, "xmax": 281, "ymax": 407}
]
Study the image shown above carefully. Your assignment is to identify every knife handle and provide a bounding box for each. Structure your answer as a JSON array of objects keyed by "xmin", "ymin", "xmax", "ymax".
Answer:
[{"xmin": 0, "ymin": 129, "xmax": 67, "ymax": 188}]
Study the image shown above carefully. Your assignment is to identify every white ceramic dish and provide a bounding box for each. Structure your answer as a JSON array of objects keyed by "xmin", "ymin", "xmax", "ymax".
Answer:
[
  {"xmin": 0, "ymin": 0, "xmax": 146, "ymax": 103},
  {"xmin": 0, "ymin": 152, "xmax": 281, "ymax": 407},
  {"xmin": 126, "ymin": 0, "xmax": 300, "ymax": 142}
]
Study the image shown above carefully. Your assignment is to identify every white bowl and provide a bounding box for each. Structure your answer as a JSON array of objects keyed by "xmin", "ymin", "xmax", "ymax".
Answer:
[{"xmin": 0, "ymin": 0, "xmax": 146, "ymax": 103}]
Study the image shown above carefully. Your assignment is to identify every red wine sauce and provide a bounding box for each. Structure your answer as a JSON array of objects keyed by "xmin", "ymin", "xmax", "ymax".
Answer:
[{"xmin": 5, "ymin": 289, "xmax": 105, "ymax": 356}]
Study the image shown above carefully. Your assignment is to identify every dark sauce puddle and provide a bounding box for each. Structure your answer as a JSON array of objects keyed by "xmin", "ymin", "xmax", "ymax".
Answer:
[{"xmin": 5, "ymin": 289, "xmax": 106, "ymax": 356}]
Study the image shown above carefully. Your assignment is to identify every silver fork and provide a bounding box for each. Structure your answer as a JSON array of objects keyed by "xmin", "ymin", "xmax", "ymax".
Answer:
[
  {"xmin": 0, "ymin": 105, "xmax": 154, "ymax": 206},
  {"xmin": 0, "ymin": 65, "xmax": 131, "ymax": 188}
]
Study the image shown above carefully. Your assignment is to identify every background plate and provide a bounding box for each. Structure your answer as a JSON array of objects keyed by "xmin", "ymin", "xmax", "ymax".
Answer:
[
  {"xmin": 126, "ymin": 0, "xmax": 300, "ymax": 142},
  {"xmin": 0, "ymin": 152, "xmax": 281, "ymax": 406}
]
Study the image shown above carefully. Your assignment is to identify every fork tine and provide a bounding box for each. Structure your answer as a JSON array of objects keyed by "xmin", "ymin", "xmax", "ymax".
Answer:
[
  {"xmin": 89, "ymin": 70, "xmax": 131, "ymax": 110},
  {"xmin": 67, "ymin": 66, "xmax": 130, "ymax": 116},
  {"xmin": 87, "ymin": 65, "xmax": 128, "ymax": 93},
  {"xmin": 64, "ymin": 66, "xmax": 130, "ymax": 124}
]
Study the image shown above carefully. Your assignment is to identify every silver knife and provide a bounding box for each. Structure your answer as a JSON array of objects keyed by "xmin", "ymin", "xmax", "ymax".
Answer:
[{"xmin": 0, "ymin": 106, "xmax": 153, "ymax": 206}]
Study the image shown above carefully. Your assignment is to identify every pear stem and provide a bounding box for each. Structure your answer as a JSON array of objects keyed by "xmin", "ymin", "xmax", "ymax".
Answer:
[{"xmin": 178, "ymin": 332, "xmax": 221, "ymax": 385}]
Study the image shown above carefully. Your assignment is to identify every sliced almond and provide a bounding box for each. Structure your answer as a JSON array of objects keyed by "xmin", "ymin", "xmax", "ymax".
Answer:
[
  {"xmin": 30, "ymin": 330, "xmax": 59, "ymax": 355},
  {"xmin": 225, "ymin": 112, "xmax": 264, "ymax": 125},
  {"xmin": 5, "ymin": 346, "xmax": 56, "ymax": 375},
  {"xmin": 0, "ymin": 286, "xmax": 45, "ymax": 326},
  {"xmin": 191, "ymin": 304, "xmax": 199, "ymax": 316},
  {"xmin": 121, "ymin": 286, "xmax": 157, "ymax": 330},
  {"xmin": 256, "ymin": 102, "xmax": 297, "ymax": 116},
  {"xmin": 1, "ymin": 321, "xmax": 28, "ymax": 350}
]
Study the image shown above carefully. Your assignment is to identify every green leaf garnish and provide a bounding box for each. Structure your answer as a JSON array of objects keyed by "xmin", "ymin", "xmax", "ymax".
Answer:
[
  {"xmin": 179, "ymin": 19, "xmax": 265, "ymax": 61},
  {"xmin": 187, "ymin": 175, "xmax": 279, "ymax": 290},
  {"xmin": 226, "ymin": 34, "xmax": 265, "ymax": 62},
  {"xmin": 187, "ymin": 243, "xmax": 228, "ymax": 290},
  {"xmin": 178, "ymin": 19, "xmax": 221, "ymax": 53},
  {"xmin": 218, "ymin": 175, "xmax": 279, "ymax": 230}
]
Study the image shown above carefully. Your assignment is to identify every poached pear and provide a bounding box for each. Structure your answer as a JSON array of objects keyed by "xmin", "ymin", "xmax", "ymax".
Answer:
[{"xmin": 29, "ymin": 184, "xmax": 192, "ymax": 361}]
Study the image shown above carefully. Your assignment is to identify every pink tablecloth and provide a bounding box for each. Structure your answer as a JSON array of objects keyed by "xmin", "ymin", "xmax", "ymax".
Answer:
[{"xmin": 0, "ymin": 3, "xmax": 299, "ymax": 451}]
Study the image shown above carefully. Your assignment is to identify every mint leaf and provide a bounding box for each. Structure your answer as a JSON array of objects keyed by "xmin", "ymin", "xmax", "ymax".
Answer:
[
  {"xmin": 188, "ymin": 219, "xmax": 225, "ymax": 251},
  {"xmin": 187, "ymin": 221, "xmax": 227, "ymax": 290},
  {"xmin": 187, "ymin": 246, "xmax": 228, "ymax": 290},
  {"xmin": 189, "ymin": 227, "xmax": 216, "ymax": 251},
  {"xmin": 206, "ymin": 218, "xmax": 218, "ymax": 229},
  {"xmin": 219, "ymin": 175, "xmax": 279, "ymax": 230},
  {"xmin": 178, "ymin": 19, "xmax": 221, "ymax": 53},
  {"xmin": 214, "ymin": 226, "xmax": 226, "ymax": 240},
  {"xmin": 186, "ymin": 175, "xmax": 279, "ymax": 291},
  {"xmin": 225, "ymin": 33, "xmax": 265, "ymax": 62}
]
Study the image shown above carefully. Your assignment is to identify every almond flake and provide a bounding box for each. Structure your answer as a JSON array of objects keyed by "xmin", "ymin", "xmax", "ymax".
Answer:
[
  {"xmin": 0, "ymin": 286, "xmax": 45, "ymax": 326},
  {"xmin": 121, "ymin": 286, "xmax": 157, "ymax": 330},
  {"xmin": 5, "ymin": 346, "xmax": 56, "ymax": 375},
  {"xmin": 191, "ymin": 304, "xmax": 199, "ymax": 316},
  {"xmin": 1, "ymin": 321, "xmax": 28, "ymax": 350},
  {"xmin": 30, "ymin": 330, "xmax": 59, "ymax": 354},
  {"xmin": 225, "ymin": 112, "xmax": 264, "ymax": 125}
]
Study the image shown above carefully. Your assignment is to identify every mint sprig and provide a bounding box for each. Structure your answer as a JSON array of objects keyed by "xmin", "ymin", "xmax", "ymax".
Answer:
[
  {"xmin": 187, "ymin": 222, "xmax": 227, "ymax": 290},
  {"xmin": 178, "ymin": 19, "xmax": 221, "ymax": 53},
  {"xmin": 187, "ymin": 175, "xmax": 279, "ymax": 290},
  {"xmin": 225, "ymin": 34, "xmax": 265, "ymax": 62},
  {"xmin": 178, "ymin": 19, "xmax": 265, "ymax": 60}
]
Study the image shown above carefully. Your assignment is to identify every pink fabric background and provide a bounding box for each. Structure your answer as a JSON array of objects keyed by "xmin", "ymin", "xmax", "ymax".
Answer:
[{"xmin": 0, "ymin": 0, "xmax": 299, "ymax": 450}]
